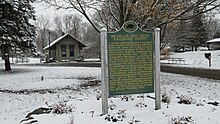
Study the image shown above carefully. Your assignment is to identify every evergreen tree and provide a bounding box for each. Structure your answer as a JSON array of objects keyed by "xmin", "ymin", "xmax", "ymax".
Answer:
[
  {"xmin": 0, "ymin": 0, "xmax": 36, "ymax": 70},
  {"xmin": 213, "ymin": 27, "xmax": 220, "ymax": 38},
  {"xmin": 189, "ymin": 8, "xmax": 208, "ymax": 51},
  {"xmin": 175, "ymin": 20, "xmax": 190, "ymax": 51}
]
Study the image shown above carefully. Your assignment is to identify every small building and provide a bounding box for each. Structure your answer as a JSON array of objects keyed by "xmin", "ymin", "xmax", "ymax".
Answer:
[
  {"xmin": 43, "ymin": 34, "xmax": 86, "ymax": 62},
  {"xmin": 207, "ymin": 38, "xmax": 220, "ymax": 50}
]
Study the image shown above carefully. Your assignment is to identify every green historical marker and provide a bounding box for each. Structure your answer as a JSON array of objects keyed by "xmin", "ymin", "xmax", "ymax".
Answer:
[{"xmin": 107, "ymin": 21, "xmax": 154, "ymax": 96}]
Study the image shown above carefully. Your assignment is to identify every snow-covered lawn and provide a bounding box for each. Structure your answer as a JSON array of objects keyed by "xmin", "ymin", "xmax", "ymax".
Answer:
[
  {"xmin": 161, "ymin": 50, "xmax": 220, "ymax": 69},
  {"xmin": 0, "ymin": 64, "xmax": 220, "ymax": 124},
  {"xmin": 0, "ymin": 50, "xmax": 220, "ymax": 124}
]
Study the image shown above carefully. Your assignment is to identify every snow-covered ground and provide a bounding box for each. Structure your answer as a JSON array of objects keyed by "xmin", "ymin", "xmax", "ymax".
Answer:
[
  {"xmin": 0, "ymin": 50, "xmax": 220, "ymax": 124},
  {"xmin": 161, "ymin": 50, "xmax": 220, "ymax": 69}
]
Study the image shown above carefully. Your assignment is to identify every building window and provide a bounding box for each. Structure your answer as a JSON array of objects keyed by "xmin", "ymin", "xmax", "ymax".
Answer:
[
  {"xmin": 61, "ymin": 45, "xmax": 67, "ymax": 57},
  {"xmin": 69, "ymin": 45, "xmax": 75, "ymax": 57}
]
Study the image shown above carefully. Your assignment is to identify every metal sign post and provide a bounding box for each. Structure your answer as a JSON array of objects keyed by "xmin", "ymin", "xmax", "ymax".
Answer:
[
  {"xmin": 101, "ymin": 28, "xmax": 108, "ymax": 115},
  {"xmin": 154, "ymin": 28, "xmax": 161, "ymax": 110},
  {"xmin": 101, "ymin": 23, "xmax": 161, "ymax": 115}
]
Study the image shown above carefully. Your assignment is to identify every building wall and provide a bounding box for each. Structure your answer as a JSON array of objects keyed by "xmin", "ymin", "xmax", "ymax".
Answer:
[
  {"xmin": 209, "ymin": 43, "xmax": 220, "ymax": 50},
  {"xmin": 55, "ymin": 36, "xmax": 80, "ymax": 61}
]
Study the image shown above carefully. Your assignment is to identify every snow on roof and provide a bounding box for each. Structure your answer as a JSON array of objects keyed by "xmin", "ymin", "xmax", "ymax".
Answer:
[
  {"xmin": 43, "ymin": 34, "xmax": 86, "ymax": 50},
  {"xmin": 206, "ymin": 38, "xmax": 220, "ymax": 43}
]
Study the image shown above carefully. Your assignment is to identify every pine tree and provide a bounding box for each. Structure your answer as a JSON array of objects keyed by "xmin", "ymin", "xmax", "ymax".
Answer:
[
  {"xmin": 189, "ymin": 8, "xmax": 208, "ymax": 51},
  {"xmin": 175, "ymin": 20, "xmax": 190, "ymax": 51},
  {"xmin": 213, "ymin": 28, "xmax": 220, "ymax": 38},
  {"xmin": 0, "ymin": 0, "xmax": 36, "ymax": 70}
]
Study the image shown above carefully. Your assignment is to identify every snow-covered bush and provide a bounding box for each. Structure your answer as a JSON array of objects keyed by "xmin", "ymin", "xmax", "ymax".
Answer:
[
  {"xmin": 162, "ymin": 93, "xmax": 171, "ymax": 104},
  {"xmin": 105, "ymin": 109, "xmax": 126, "ymax": 122},
  {"xmin": 177, "ymin": 95, "xmax": 195, "ymax": 104},
  {"xmin": 121, "ymin": 95, "xmax": 135, "ymax": 101},
  {"xmin": 170, "ymin": 116, "xmax": 195, "ymax": 124},
  {"xmin": 51, "ymin": 102, "xmax": 74, "ymax": 114}
]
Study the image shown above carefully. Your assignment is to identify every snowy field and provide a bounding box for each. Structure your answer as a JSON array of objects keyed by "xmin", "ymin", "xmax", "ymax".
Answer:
[
  {"xmin": 161, "ymin": 50, "xmax": 220, "ymax": 69},
  {"xmin": 0, "ymin": 50, "xmax": 220, "ymax": 124}
]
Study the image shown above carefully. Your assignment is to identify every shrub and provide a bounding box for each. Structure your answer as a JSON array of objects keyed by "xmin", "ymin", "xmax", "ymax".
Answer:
[
  {"xmin": 51, "ymin": 102, "xmax": 74, "ymax": 114},
  {"xmin": 162, "ymin": 93, "xmax": 171, "ymax": 104},
  {"xmin": 177, "ymin": 95, "xmax": 195, "ymax": 104},
  {"xmin": 170, "ymin": 116, "xmax": 195, "ymax": 124}
]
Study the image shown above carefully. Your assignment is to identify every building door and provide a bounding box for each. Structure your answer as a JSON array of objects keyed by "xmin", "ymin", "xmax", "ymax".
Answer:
[
  {"xmin": 61, "ymin": 45, "xmax": 67, "ymax": 57},
  {"xmin": 69, "ymin": 45, "xmax": 75, "ymax": 57}
]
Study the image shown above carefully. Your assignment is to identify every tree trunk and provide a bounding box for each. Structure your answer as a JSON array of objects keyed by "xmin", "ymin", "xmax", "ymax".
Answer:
[
  {"xmin": 5, "ymin": 58, "xmax": 11, "ymax": 71},
  {"xmin": 191, "ymin": 45, "xmax": 194, "ymax": 51},
  {"xmin": 3, "ymin": 46, "xmax": 11, "ymax": 71},
  {"xmin": 195, "ymin": 46, "xmax": 198, "ymax": 51}
]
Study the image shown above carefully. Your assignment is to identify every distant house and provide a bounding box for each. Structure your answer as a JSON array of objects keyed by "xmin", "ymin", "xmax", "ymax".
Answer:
[
  {"xmin": 43, "ymin": 34, "xmax": 86, "ymax": 62},
  {"xmin": 207, "ymin": 38, "xmax": 220, "ymax": 50}
]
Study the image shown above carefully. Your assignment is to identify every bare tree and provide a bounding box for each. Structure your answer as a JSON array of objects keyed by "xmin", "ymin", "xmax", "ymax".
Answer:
[
  {"xmin": 133, "ymin": 0, "xmax": 220, "ymax": 30},
  {"xmin": 205, "ymin": 12, "xmax": 219, "ymax": 40},
  {"xmin": 54, "ymin": 16, "xmax": 63, "ymax": 37},
  {"xmin": 41, "ymin": 0, "xmax": 101, "ymax": 33},
  {"xmin": 70, "ymin": 14, "xmax": 83, "ymax": 39},
  {"xmin": 35, "ymin": 15, "xmax": 51, "ymax": 53},
  {"xmin": 53, "ymin": 14, "xmax": 84, "ymax": 40},
  {"xmin": 62, "ymin": 14, "xmax": 83, "ymax": 39},
  {"xmin": 39, "ymin": 0, "xmax": 220, "ymax": 51},
  {"xmin": 63, "ymin": 15, "xmax": 71, "ymax": 34},
  {"xmin": 81, "ymin": 23, "xmax": 100, "ymax": 58},
  {"xmin": 40, "ymin": 0, "xmax": 220, "ymax": 32}
]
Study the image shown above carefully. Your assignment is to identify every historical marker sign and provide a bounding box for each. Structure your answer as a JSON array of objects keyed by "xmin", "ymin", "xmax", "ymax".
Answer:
[{"xmin": 107, "ymin": 21, "xmax": 154, "ymax": 96}]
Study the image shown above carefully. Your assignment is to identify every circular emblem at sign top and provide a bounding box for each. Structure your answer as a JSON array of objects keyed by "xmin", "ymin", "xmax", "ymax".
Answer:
[{"xmin": 123, "ymin": 21, "xmax": 138, "ymax": 32}]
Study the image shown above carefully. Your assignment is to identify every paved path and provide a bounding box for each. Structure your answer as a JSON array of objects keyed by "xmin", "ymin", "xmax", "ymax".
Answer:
[{"xmin": 161, "ymin": 64, "xmax": 220, "ymax": 80}]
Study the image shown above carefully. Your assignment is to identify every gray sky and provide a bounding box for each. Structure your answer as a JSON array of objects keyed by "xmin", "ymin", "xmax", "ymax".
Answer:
[{"xmin": 32, "ymin": 1, "xmax": 80, "ymax": 29}]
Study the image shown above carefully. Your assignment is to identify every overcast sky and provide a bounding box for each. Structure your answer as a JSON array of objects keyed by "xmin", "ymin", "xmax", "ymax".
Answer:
[{"xmin": 32, "ymin": 1, "xmax": 80, "ymax": 29}]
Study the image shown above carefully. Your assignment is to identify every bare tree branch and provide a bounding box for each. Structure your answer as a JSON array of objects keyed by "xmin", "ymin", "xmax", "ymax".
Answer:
[{"xmin": 41, "ymin": 0, "xmax": 100, "ymax": 33}]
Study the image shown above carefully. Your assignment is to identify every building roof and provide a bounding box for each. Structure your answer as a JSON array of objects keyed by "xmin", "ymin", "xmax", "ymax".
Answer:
[
  {"xmin": 43, "ymin": 34, "xmax": 86, "ymax": 50},
  {"xmin": 207, "ymin": 38, "xmax": 220, "ymax": 43}
]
